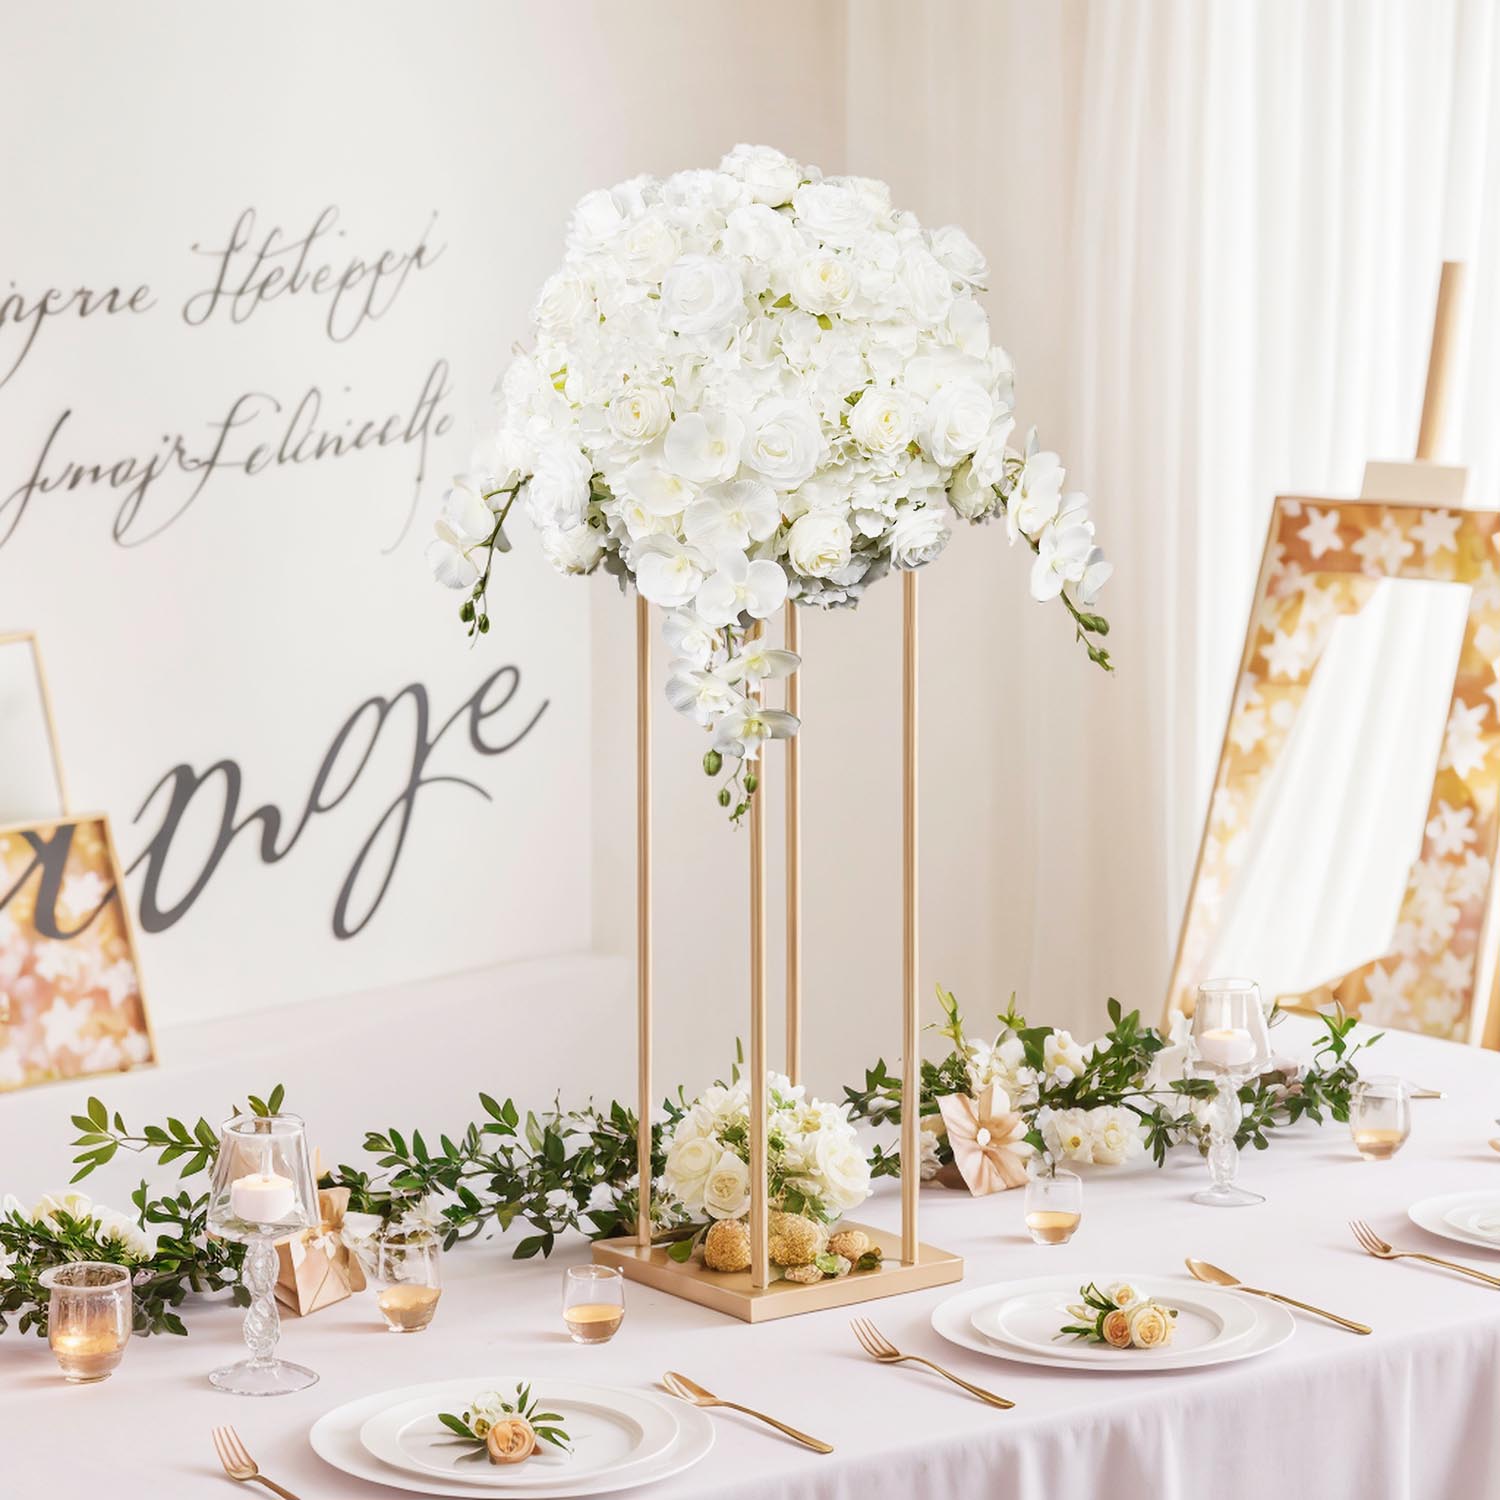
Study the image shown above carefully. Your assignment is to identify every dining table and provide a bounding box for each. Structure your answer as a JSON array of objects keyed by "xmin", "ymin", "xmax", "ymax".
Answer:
[{"xmin": 5, "ymin": 974, "xmax": 1500, "ymax": 1500}]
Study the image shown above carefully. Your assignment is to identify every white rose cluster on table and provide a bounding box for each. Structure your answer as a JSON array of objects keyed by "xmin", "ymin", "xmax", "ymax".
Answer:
[{"xmin": 429, "ymin": 144, "xmax": 1112, "ymax": 814}]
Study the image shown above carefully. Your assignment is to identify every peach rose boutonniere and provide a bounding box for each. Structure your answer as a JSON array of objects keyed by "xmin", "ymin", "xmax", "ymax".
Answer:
[{"xmin": 1060, "ymin": 1281, "xmax": 1178, "ymax": 1349}]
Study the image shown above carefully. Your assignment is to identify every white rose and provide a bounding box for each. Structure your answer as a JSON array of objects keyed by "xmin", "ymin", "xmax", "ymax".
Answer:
[
  {"xmin": 541, "ymin": 522, "xmax": 604, "ymax": 575},
  {"xmin": 720, "ymin": 144, "xmax": 802, "ymax": 207},
  {"xmin": 923, "ymin": 378, "xmax": 994, "ymax": 465},
  {"xmin": 814, "ymin": 1131, "xmax": 871, "ymax": 1212},
  {"xmin": 664, "ymin": 1133, "xmax": 720, "ymax": 1209},
  {"xmin": 722, "ymin": 203, "xmax": 800, "ymax": 266},
  {"xmin": 899, "ymin": 246, "xmax": 955, "ymax": 325},
  {"xmin": 661, "ymin": 254, "xmax": 745, "ymax": 336},
  {"xmin": 608, "ymin": 384, "xmax": 671, "ymax": 445},
  {"xmin": 1127, "ymin": 1303, "xmax": 1175, "ymax": 1349},
  {"xmin": 1090, "ymin": 1108, "xmax": 1142, "ymax": 1167},
  {"xmin": 702, "ymin": 1150, "xmax": 752, "ymax": 1220},
  {"xmin": 614, "ymin": 212, "xmax": 681, "ymax": 282},
  {"xmin": 886, "ymin": 505, "xmax": 950, "ymax": 569},
  {"xmin": 929, "ymin": 224, "xmax": 989, "ymax": 286},
  {"xmin": 789, "ymin": 250, "xmax": 855, "ymax": 315},
  {"xmin": 792, "ymin": 181, "xmax": 875, "ymax": 246},
  {"xmin": 523, "ymin": 443, "xmax": 592, "ymax": 530},
  {"xmin": 742, "ymin": 397, "xmax": 823, "ymax": 489},
  {"xmin": 568, "ymin": 188, "xmax": 630, "ymax": 250},
  {"xmin": 786, "ymin": 511, "xmax": 853, "ymax": 579},
  {"xmin": 533, "ymin": 270, "xmax": 590, "ymax": 333},
  {"xmin": 849, "ymin": 387, "xmax": 918, "ymax": 456}
]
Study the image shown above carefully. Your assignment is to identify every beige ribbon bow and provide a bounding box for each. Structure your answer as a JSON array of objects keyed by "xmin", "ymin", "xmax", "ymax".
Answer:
[
  {"xmin": 936, "ymin": 1084, "xmax": 1031, "ymax": 1195},
  {"xmin": 289, "ymin": 1186, "xmax": 369, "ymax": 1292}
]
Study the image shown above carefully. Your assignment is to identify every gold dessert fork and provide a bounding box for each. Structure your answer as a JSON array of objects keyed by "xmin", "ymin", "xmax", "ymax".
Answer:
[
  {"xmin": 211, "ymin": 1427, "xmax": 302, "ymax": 1499},
  {"xmin": 662, "ymin": 1371, "xmax": 833, "ymax": 1453},
  {"xmin": 851, "ymin": 1316, "xmax": 1015, "ymax": 1407},
  {"xmin": 1349, "ymin": 1218, "xmax": 1500, "ymax": 1287}
]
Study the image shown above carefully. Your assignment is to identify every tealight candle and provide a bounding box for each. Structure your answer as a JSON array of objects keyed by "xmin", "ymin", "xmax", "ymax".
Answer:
[
  {"xmin": 1196, "ymin": 1026, "xmax": 1255, "ymax": 1069},
  {"xmin": 230, "ymin": 1172, "xmax": 296, "ymax": 1224},
  {"xmin": 51, "ymin": 1329, "xmax": 128, "ymax": 1383}
]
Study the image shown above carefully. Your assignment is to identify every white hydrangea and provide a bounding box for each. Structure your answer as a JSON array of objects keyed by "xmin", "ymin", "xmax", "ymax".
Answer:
[{"xmin": 431, "ymin": 145, "xmax": 1110, "ymax": 804}]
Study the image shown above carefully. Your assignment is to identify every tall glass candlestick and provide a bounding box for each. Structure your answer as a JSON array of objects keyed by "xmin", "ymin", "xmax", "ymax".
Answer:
[
  {"xmin": 205, "ymin": 1112, "xmax": 319, "ymax": 1395},
  {"xmin": 1188, "ymin": 978, "xmax": 1271, "ymax": 1207}
]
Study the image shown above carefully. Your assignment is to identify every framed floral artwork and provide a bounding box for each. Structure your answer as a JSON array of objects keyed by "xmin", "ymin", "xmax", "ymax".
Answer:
[
  {"xmin": 1167, "ymin": 495, "xmax": 1500, "ymax": 1045},
  {"xmin": 0, "ymin": 813, "xmax": 155, "ymax": 1092}
]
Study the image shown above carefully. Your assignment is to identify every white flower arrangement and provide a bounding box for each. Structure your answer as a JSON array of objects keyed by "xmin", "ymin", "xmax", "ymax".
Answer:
[
  {"xmin": 430, "ymin": 144, "xmax": 1111, "ymax": 813},
  {"xmin": 661, "ymin": 1072, "xmax": 870, "ymax": 1225},
  {"xmin": 5, "ymin": 1189, "xmax": 152, "ymax": 1261}
]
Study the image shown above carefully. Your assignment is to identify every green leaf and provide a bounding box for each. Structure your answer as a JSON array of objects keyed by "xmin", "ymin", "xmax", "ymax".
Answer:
[
  {"xmin": 87, "ymin": 1097, "xmax": 108, "ymax": 1130},
  {"xmin": 666, "ymin": 1238, "xmax": 696, "ymax": 1263},
  {"xmin": 437, "ymin": 1413, "xmax": 479, "ymax": 1441}
]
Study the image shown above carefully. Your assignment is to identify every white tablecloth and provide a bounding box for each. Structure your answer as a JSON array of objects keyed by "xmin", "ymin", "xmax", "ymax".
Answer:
[{"xmin": 6, "ymin": 993, "xmax": 1500, "ymax": 1500}]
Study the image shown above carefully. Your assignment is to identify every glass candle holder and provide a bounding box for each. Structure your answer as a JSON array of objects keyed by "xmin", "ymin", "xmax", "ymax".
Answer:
[
  {"xmin": 1351, "ymin": 1076, "xmax": 1411, "ymax": 1160},
  {"xmin": 375, "ymin": 1231, "xmax": 443, "ymax": 1333},
  {"xmin": 563, "ymin": 1264, "xmax": 625, "ymax": 1343},
  {"xmin": 1024, "ymin": 1167, "xmax": 1083, "ymax": 1245},
  {"xmin": 40, "ymin": 1262, "xmax": 132, "ymax": 1382},
  {"xmin": 1188, "ymin": 978, "xmax": 1271, "ymax": 1207},
  {"xmin": 205, "ymin": 1112, "xmax": 319, "ymax": 1395}
]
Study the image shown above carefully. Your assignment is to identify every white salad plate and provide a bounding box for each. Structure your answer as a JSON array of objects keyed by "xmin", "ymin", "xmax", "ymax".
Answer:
[
  {"xmin": 1408, "ymin": 1190, "xmax": 1500, "ymax": 1253},
  {"xmin": 934, "ymin": 1275, "xmax": 1295, "ymax": 1372},
  {"xmin": 309, "ymin": 1378, "xmax": 712, "ymax": 1498},
  {"xmin": 969, "ymin": 1275, "xmax": 1260, "ymax": 1368},
  {"xmin": 358, "ymin": 1380, "xmax": 680, "ymax": 1489}
]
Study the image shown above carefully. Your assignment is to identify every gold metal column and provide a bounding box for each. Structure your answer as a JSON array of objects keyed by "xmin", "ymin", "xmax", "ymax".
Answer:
[
  {"xmin": 900, "ymin": 570, "xmax": 919, "ymax": 1266},
  {"xmin": 635, "ymin": 593, "xmax": 653, "ymax": 1247},
  {"xmin": 748, "ymin": 624, "xmax": 770, "ymax": 1289},
  {"xmin": 784, "ymin": 603, "xmax": 802, "ymax": 1085}
]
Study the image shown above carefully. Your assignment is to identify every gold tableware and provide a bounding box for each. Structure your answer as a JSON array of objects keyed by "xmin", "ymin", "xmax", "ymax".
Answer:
[
  {"xmin": 1185, "ymin": 1257, "xmax": 1372, "ymax": 1333},
  {"xmin": 1348, "ymin": 1219, "xmax": 1500, "ymax": 1287},
  {"xmin": 850, "ymin": 1316, "xmax": 1016, "ymax": 1406},
  {"xmin": 211, "ymin": 1426, "xmax": 302, "ymax": 1499},
  {"xmin": 662, "ymin": 1371, "xmax": 833, "ymax": 1453}
]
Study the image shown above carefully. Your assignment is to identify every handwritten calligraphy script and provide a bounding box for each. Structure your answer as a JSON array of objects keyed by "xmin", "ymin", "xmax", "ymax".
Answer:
[{"xmin": 129, "ymin": 668, "xmax": 547, "ymax": 940}]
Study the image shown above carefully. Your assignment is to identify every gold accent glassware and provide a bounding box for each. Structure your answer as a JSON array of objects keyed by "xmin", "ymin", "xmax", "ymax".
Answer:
[
  {"xmin": 563, "ymin": 1263, "xmax": 624, "ymax": 1344},
  {"xmin": 375, "ymin": 1231, "xmax": 443, "ymax": 1333},
  {"xmin": 1024, "ymin": 1166, "xmax": 1082, "ymax": 1245},
  {"xmin": 205, "ymin": 1112, "xmax": 319, "ymax": 1395},
  {"xmin": 1350, "ymin": 1076, "xmax": 1412, "ymax": 1160},
  {"xmin": 39, "ymin": 1261, "xmax": 132, "ymax": 1382},
  {"xmin": 1188, "ymin": 978, "xmax": 1271, "ymax": 1207}
]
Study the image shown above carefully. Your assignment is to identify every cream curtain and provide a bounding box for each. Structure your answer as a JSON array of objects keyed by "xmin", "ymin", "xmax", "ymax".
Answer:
[{"xmin": 849, "ymin": 0, "xmax": 1500, "ymax": 1035}]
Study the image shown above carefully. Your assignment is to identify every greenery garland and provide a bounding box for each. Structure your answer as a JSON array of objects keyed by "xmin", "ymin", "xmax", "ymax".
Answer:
[{"xmin": 0, "ymin": 993, "xmax": 1375, "ymax": 1339}]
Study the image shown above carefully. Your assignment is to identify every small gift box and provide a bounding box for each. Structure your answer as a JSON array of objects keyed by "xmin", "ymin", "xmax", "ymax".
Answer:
[{"xmin": 273, "ymin": 1186, "xmax": 378, "ymax": 1316}]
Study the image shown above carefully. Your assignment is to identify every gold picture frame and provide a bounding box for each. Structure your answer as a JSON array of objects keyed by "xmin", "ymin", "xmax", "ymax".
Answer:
[{"xmin": 1166, "ymin": 494, "xmax": 1500, "ymax": 1046}]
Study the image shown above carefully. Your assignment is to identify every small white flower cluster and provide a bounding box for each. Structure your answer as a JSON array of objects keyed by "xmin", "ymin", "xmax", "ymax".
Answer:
[
  {"xmin": 8, "ymin": 1189, "xmax": 152, "ymax": 1261},
  {"xmin": 430, "ymin": 145, "xmax": 1110, "ymax": 797},
  {"xmin": 1038, "ymin": 1104, "xmax": 1146, "ymax": 1167},
  {"xmin": 661, "ymin": 1072, "xmax": 870, "ymax": 1223},
  {"xmin": 963, "ymin": 1024, "xmax": 1092, "ymax": 1101}
]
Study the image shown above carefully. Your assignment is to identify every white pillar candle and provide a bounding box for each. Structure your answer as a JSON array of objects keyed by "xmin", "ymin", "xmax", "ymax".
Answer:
[
  {"xmin": 230, "ymin": 1172, "xmax": 295, "ymax": 1224},
  {"xmin": 1197, "ymin": 1027, "xmax": 1256, "ymax": 1069}
]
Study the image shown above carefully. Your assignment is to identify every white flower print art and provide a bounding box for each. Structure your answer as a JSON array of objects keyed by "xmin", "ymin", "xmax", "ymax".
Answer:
[{"xmin": 430, "ymin": 146, "xmax": 1111, "ymax": 816}]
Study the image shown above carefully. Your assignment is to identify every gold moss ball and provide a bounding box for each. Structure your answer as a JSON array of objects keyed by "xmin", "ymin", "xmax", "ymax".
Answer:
[
  {"xmin": 703, "ymin": 1218, "xmax": 752, "ymax": 1272},
  {"xmin": 768, "ymin": 1211, "xmax": 827, "ymax": 1267},
  {"xmin": 826, "ymin": 1229, "xmax": 869, "ymax": 1261}
]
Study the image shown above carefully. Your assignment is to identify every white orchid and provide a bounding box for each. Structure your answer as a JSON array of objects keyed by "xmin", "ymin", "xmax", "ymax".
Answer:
[{"xmin": 695, "ymin": 551, "xmax": 788, "ymax": 626}]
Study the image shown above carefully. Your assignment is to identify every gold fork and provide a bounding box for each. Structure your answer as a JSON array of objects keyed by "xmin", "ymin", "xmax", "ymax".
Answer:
[
  {"xmin": 851, "ymin": 1316, "xmax": 1014, "ymax": 1408},
  {"xmin": 211, "ymin": 1427, "xmax": 302, "ymax": 1499},
  {"xmin": 662, "ymin": 1371, "xmax": 833, "ymax": 1453},
  {"xmin": 1349, "ymin": 1219, "xmax": 1500, "ymax": 1288}
]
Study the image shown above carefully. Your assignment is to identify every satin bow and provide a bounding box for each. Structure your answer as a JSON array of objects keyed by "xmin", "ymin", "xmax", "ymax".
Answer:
[
  {"xmin": 287, "ymin": 1186, "xmax": 371, "ymax": 1291},
  {"xmin": 936, "ymin": 1084, "xmax": 1031, "ymax": 1195}
]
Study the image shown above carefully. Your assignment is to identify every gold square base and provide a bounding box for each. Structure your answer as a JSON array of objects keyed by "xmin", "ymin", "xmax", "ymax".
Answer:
[{"xmin": 592, "ymin": 1221, "xmax": 963, "ymax": 1323}]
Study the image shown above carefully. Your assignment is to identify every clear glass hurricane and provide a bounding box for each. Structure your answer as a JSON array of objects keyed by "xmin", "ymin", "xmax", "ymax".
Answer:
[
  {"xmin": 1188, "ymin": 978, "xmax": 1271, "ymax": 1207},
  {"xmin": 205, "ymin": 1112, "xmax": 319, "ymax": 1395}
]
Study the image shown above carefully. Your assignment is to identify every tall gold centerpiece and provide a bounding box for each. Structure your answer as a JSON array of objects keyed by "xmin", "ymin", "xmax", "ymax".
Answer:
[{"xmin": 592, "ymin": 574, "xmax": 964, "ymax": 1321}]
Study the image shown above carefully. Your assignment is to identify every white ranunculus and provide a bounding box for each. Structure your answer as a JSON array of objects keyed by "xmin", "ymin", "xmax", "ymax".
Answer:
[
  {"xmin": 793, "ymin": 181, "xmax": 876, "ymax": 246},
  {"xmin": 524, "ymin": 442, "xmax": 592, "ymax": 530},
  {"xmin": 741, "ymin": 397, "xmax": 823, "ymax": 490},
  {"xmin": 929, "ymin": 224, "xmax": 989, "ymax": 286},
  {"xmin": 789, "ymin": 250, "xmax": 855, "ymax": 315},
  {"xmin": 849, "ymin": 386, "xmax": 919, "ymax": 457},
  {"xmin": 887, "ymin": 505, "xmax": 950, "ymax": 570},
  {"xmin": 661, "ymin": 254, "xmax": 746, "ymax": 337},
  {"xmin": 720, "ymin": 143, "xmax": 803, "ymax": 207},
  {"xmin": 813, "ymin": 1130, "xmax": 872, "ymax": 1212},
  {"xmin": 634, "ymin": 537, "xmax": 709, "ymax": 607},
  {"xmin": 695, "ymin": 551, "xmax": 789, "ymax": 625},
  {"xmin": 786, "ymin": 511, "xmax": 853, "ymax": 579},
  {"xmin": 702, "ymin": 1150, "xmax": 752, "ymax": 1220},
  {"xmin": 608, "ymin": 385, "xmax": 671, "ymax": 445},
  {"xmin": 923, "ymin": 378, "xmax": 994, "ymax": 466},
  {"xmin": 664, "ymin": 411, "xmax": 746, "ymax": 484},
  {"xmin": 534, "ymin": 271, "xmax": 591, "ymax": 333},
  {"xmin": 684, "ymin": 478, "xmax": 780, "ymax": 552}
]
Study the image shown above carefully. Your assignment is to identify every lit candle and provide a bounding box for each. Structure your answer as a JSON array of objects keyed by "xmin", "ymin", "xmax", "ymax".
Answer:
[
  {"xmin": 230, "ymin": 1172, "xmax": 296, "ymax": 1224},
  {"xmin": 1197, "ymin": 1027, "xmax": 1255, "ymax": 1069},
  {"xmin": 51, "ymin": 1329, "xmax": 126, "ymax": 1382}
]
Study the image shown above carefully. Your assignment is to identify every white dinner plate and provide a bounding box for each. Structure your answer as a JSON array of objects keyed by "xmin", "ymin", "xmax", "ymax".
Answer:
[
  {"xmin": 1409, "ymin": 1190, "xmax": 1500, "ymax": 1255},
  {"xmin": 310, "ymin": 1379, "xmax": 712, "ymax": 1499},
  {"xmin": 359, "ymin": 1380, "xmax": 680, "ymax": 1489},
  {"xmin": 934, "ymin": 1276, "xmax": 1295, "ymax": 1372},
  {"xmin": 968, "ymin": 1275, "xmax": 1259, "ymax": 1369}
]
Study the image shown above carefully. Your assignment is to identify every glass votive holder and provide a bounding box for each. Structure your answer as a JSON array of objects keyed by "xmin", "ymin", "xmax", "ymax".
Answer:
[
  {"xmin": 1350, "ymin": 1076, "xmax": 1411, "ymax": 1160},
  {"xmin": 1024, "ymin": 1167, "xmax": 1083, "ymax": 1245},
  {"xmin": 375, "ymin": 1232, "xmax": 443, "ymax": 1333},
  {"xmin": 563, "ymin": 1264, "xmax": 625, "ymax": 1344},
  {"xmin": 40, "ymin": 1262, "xmax": 133, "ymax": 1382}
]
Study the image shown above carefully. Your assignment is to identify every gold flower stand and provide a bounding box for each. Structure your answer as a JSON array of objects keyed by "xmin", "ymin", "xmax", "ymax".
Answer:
[{"xmin": 593, "ymin": 573, "xmax": 965, "ymax": 1321}]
